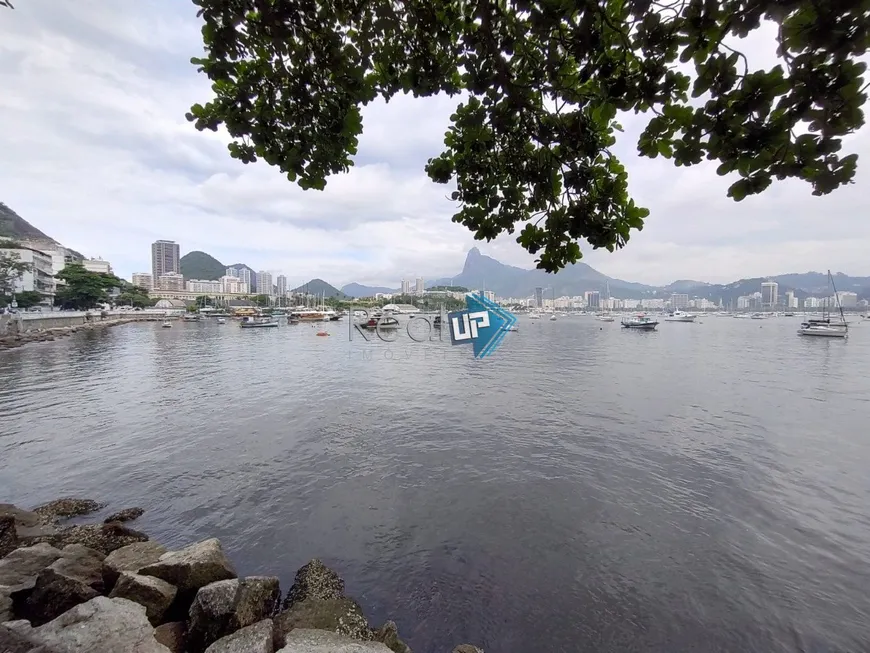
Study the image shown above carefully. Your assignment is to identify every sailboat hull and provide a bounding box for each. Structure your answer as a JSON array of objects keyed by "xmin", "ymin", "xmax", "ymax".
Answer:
[{"xmin": 797, "ymin": 327, "xmax": 848, "ymax": 337}]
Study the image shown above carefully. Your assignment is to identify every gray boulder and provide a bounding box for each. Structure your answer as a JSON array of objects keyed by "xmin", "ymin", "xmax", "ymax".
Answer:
[
  {"xmin": 40, "ymin": 523, "xmax": 149, "ymax": 555},
  {"xmin": 109, "ymin": 572, "xmax": 177, "ymax": 625},
  {"xmin": 0, "ymin": 504, "xmax": 58, "ymax": 543},
  {"xmin": 154, "ymin": 621, "xmax": 187, "ymax": 653},
  {"xmin": 0, "ymin": 590, "xmax": 11, "ymax": 621},
  {"xmin": 275, "ymin": 597, "xmax": 370, "ymax": 643},
  {"xmin": 373, "ymin": 621, "xmax": 412, "ymax": 653},
  {"xmin": 278, "ymin": 629, "xmax": 392, "ymax": 652},
  {"xmin": 9, "ymin": 596, "xmax": 170, "ymax": 653},
  {"xmin": 0, "ymin": 619, "xmax": 35, "ymax": 653},
  {"xmin": 0, "ymin": 515, "xmax": 17, "ymax": 558},
  {"xmin": 205, "ymin": 619, "xmax": 275, "ymax": 653},
  {"xmin": 281, "ymin": 559, "xmax": 344, "ymax": 609},
  {"xmin": 104, "ymin": 507, "xmax": 145, "ymax": 523},
  {"xmin": 187, "ymin": 576, "xmax": 280, "ymax": 653},
  {"xmin": 32, "ymin": 498, "xmax": 103, "ymax": 522},
  {"xmin": 15, "ymin": 566, "xmax": 100, "ymax": 625},
  {"xmin": 453, "ymin": 646, "xmax": 485, "ymax": 653},
  {"xmin": 140, "ymin": 538, "xmax": 236, "ymax": 594},
  {"xmin": 0, "ymin": 543, "xmax": 64, "ymax": 591},
  {"xmin": 49, "ymin": 544, "xmax": 105, "ymax": 592},
  {"xmin": 102, "ymin": 540, "xmax": 167, "ymax": 589}
]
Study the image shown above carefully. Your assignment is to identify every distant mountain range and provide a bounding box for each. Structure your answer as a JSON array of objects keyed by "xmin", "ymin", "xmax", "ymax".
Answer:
[
  {"xmin": 340, "ymin": 282, "xmax": 394, "ymax": 297},
  {"xmin": 339, "ymin": 248, "xmax": 870, "ymax": 303}
]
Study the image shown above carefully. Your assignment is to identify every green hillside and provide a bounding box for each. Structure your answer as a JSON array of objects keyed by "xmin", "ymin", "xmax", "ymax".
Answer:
[{"xmin": 180, "ymin": 251, "xmax": 225, "ymax": 280}]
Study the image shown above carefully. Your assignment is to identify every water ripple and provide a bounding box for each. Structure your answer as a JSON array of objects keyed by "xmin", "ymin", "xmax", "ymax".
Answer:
[{"xmin": 1, "ymin": 317, "xmax": 870, "ymax": 652}]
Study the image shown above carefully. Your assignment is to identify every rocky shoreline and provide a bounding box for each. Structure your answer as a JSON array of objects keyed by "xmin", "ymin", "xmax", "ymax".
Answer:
[
  {"xmin": 0, "ymin": 317, "xmax": 158, "ymax": 352},
  {"xmin": 1, "ymin": 499, "xmax": 482, "ymax": 653}
]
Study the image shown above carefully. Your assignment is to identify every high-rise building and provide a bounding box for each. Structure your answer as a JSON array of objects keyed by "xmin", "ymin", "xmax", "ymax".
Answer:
[
  {"xmin": 761, "ymin": 281, "xmax": 778, "ymax": 308},
  {"xmin": 258, "ymin": 272, "xmax": 274, "ymax": 296},
  {"xmin": 401, "ymin": 279, "xmax": 411, "ymax": 294},
  {"xmin": 837, "ymin": 291, "xmax": 858, "ymax": 308},
  {"xmin": 785, "ymin": 290, "xmax": 798, "ymax": 309},
  {"xmin": 151, "ymin": 240, "xmax": 180, "ymax": 281},
  {"xmin": 226, "ymin": 266, "xmax": 253, "ymax": 288},
  {"xmin": 156, "ymin": 272, "xmax": 185, "ymax": 291},
  {"xmin": 276, "ymin": 275, "xmax": 287, "ymax": 298},
  {"xmin": 220, "ymin": 275, "xmax": 249, "ymax": 294},
  {"xmin": 670, "ymin": 293, "xmax": 689, "ymax": 309},
  {"xmin": 534, "ymin": 287, "xmax": 543, "ymax": 308},
  {"xmin": 585, "ymin": 291, "xmax": 600, "ymax": 309},
  {"xmin": 415, "ymin": 277, "xmax": 424, "ymax": 295},
  {"xmin": 131, "ymin": 273, "xmax": 153, "ymax": 290}
]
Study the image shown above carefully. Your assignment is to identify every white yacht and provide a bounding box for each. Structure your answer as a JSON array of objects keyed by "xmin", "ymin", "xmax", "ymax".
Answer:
[
  {"xmin": 528, "ymin": 312, "xmax": 541, "ymax": 320},
  {"xmin": 664, "ymin": 310, "xmax": 696, "ymax": 323}
]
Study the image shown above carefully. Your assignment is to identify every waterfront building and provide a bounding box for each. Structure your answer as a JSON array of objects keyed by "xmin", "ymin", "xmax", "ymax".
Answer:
[
  {"xmin": 151, "ymin": 240, "xmax": 180, "ymax": 280},
  {"xmin": 82, "ymin": 258, "xmax": 113, "ymax": 274},
  {"xmin": 0, "ymin": 244, "xmax": 55, "ymax": 304},
  {"xmin": 131, "ymin": 273, "xmax": 153, "ymax": 290},
  {"xmin": 186, "ymin": 279, "xmax": 222, "ymax": 294},
  {"xmin": 156, "ymin": 272, "xmax": 185, "ymax": 291},
  {"xmin": 761, "ymin": 281, "xmax": 778, "ymax": 308}
]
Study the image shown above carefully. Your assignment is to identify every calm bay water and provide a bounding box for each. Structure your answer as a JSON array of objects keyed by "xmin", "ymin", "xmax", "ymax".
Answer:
[{"xmin": 2, "ymin": 316, "xmax": 869, "ymax": 652}]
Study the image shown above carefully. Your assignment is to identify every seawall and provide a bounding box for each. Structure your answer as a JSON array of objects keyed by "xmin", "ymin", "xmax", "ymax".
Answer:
[{"xmin": 0, "ymin": 313, "xmax": 163, "ymax": 351}]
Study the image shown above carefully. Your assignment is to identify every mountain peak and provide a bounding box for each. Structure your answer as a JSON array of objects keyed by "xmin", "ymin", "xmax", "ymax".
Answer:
[{"xmin": 468, "ymin": 246, "xmax": 482, "ymax": 257}]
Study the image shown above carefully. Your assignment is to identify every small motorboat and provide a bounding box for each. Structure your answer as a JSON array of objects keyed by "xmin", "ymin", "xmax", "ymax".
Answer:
[
  {"xmin": 161, "ymin": 320, "xmax": 172, "ymax": 328},
  {"xmin": 363, "ymin": 315, "xmax": 400, "ymax": 329},
  {"xmin": 621, "ymin": 314, "xmax": 659, "ymax": 330},
  {"xmin": 503, "ymin": 325, "xmax": 518, "ymax": 332},
  {"xmin": 549, "ymin": 314, "xmax": 557, "ymax": 321},
  {"xmin": 240, "ymin": 316, "xmax": 278, "ymax": 328},
  {"xmin": 316, "ymin": 331, "xmax": 330, "ymax": 337},
  {"xmin": 216, "ymin": 318, "xmax": 226, "ymax": 324}
]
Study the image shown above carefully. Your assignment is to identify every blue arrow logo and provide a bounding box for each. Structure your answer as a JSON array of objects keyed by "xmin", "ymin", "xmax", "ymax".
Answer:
[{"xmin": 447, "ymin": 294, "xmax": 517, "ymax": 358}]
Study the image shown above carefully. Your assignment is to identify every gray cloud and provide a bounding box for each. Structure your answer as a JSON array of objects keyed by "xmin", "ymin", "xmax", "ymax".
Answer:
[{"xmin": 1, "ymin": 0, "xmax": 868, "ymax": 287}]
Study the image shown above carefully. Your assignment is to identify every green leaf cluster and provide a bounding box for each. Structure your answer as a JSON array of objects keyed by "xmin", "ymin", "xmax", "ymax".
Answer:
[{"xmin": 189, "ymin": 0, "xmax": 870, "ymax": 271}]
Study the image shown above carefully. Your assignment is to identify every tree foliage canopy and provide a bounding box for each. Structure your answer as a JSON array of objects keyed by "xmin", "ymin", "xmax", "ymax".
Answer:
[
  {"xmin": 54, "ymin": 264, "xmax": 123, "ymax": 310},
  {"xmin": 0, "ymin": 249, "xmax": 31, "ymax": 298},
  {"xmin": 117, "ymin": 284, "xmax": 156, "ymax": 308},
  {"xmin": 189, "ymin": 0, "xmax": 870, "ymax": 271}
]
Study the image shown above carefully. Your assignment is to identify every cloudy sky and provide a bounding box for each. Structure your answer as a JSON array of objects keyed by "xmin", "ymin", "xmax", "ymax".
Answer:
[{"xmin": 1, "ymin": 1, "xmax": 869, "ymax": 288}]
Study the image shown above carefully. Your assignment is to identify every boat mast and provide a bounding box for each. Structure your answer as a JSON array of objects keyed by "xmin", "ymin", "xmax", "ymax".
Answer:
[{"xmin": 829, "ymin": 269, "xmax": 847, "ymax": 331}]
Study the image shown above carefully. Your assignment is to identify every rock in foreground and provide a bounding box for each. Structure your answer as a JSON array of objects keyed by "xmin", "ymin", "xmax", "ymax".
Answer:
[
  {"xmin": 33, "ymin": 498, "xmax": 103, "ymax": 522},
  {"xmin": 205, "ymin": 618, "xmax": 275, "ymax": 653},
  {"xmin": 109, "ymin": 572, "xmax": 177, "ymax": 625},
  {"xmin": 279, "ymin": 628, "xmax": 392, "ymax": 652},
  {"xmin": 187, "ymin": 576, "xmax": 280, "ymax": 652},
  {"xmin": 140, "ymin": 538, "xmax": 237, "ymax": 594},
  {"xmin": 281, "ymin": 559, "xmax": 344, "ymax": 609},
  {"xmin": 102, "ymin": 540, "xmax": 167, "ymax": 589},
  {"xmin": 104, "ymin": 507, "xmax": 145, "ymax": 523},
  {"xmin": 5, "ymin": 596, "xmax": 169, "ymax": 653}
]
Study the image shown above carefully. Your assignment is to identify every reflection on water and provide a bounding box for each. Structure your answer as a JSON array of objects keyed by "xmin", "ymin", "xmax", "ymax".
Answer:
[{"xmin": 2, "ymin": 317, "xmax": 870, "ymax": 652}]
